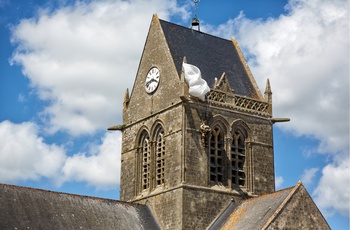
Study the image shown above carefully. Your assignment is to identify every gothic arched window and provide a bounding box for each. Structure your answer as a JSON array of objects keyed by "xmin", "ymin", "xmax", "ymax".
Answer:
[
  {"xmin": 155, "ymin": 126, "xmax": 165, "ymax": 186},
  {"xmin": 231, "ymin": 129, "xmax": 246, "ymax": 187},
  {"xmin": 140, "ymin": 131, "xmax": 151, "ymax": 190},
  {"xmin": 209, "ymin": 126, "xmax": 225, "ymax": 184}
]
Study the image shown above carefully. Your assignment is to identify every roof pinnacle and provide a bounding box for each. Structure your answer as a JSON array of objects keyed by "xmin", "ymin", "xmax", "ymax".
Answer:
[
  {"xmin": 264, "ymin": 78, "xmax": 273, "ymax": 115},
  {"xmin": 264, "ymin": 78, "xmax": 272, "ymax": 97}
]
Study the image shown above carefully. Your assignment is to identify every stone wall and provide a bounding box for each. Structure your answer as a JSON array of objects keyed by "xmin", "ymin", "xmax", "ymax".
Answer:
[
  {"xmin": 122, "ymin": 16, "xmax": 183, "ymax": 126},
  {"xmin": 120, "ymin": 105, "xmax": 184, "ymax": 201},
  {"xmin": 120, "ymin": 14, "xmax": 277, "ymax": 229},
  {"xmin": 182, "ymin": 186, "xmax": 241, "ymax": 230},
  {"xmin": 138, "ymin": 188, "xmax": 184, "ymax": 230},
  {"xmin": 183, "ymin": 103, "xmax": 275, "ymax": 195},
  {"xmin": 267, "ymin": 185, "xmax": 331, "ymax": 229}
]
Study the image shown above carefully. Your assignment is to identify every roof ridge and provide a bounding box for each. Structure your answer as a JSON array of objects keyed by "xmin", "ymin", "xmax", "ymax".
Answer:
[
  {"xmin": 158, "ymin": 18, "xmax": 232, "ymax": 43},
  {"xmin": 273, "ymin": 184, "xmax": 297, "ymax": 193},
  {"xmin": 0, "ymin": 183, "xmax": 143, "ymax": 207},
  {"xmin": 234, "ymin": 186, "xmax": 295, "ymax": 204}
]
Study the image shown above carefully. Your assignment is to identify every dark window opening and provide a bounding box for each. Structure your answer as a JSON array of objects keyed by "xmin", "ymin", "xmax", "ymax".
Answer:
[
  {"xmin": 231, "ymin": 130, "xmax": 245, "ymax": 187},
  {"xmin": 209, "ymin": 127, "xmax": 225, "ymax": 184}
]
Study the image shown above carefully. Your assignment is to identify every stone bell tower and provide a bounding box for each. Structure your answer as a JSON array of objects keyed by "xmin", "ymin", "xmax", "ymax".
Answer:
[{"xmin": 111, "ymin": 15, "xmax": 280, "ymax": 230}]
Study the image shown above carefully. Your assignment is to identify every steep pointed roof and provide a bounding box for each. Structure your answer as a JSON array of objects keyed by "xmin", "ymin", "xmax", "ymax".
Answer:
[
  {"xmin": 214, "ymin": 73, "xmax": 234, "ymax": 93},
  {"xmin": 208, "ymin": 182, "xmax": 330, "ymax": 230},
  {"xmin": 0, "ymin": 183, "xmax": 160, "ymax": 230},
  {"xmin": 209, "ymin": 187, "xmax": 293, "ymax": 230},
  {"xmin": 159, "ymin": 19, "xmax": 262, "ymax": 99}
]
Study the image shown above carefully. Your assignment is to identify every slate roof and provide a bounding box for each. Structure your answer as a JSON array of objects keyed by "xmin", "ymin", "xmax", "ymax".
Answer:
[
  {"xmin": 159, "ymin": 19, "xmax": 260, "ymax": 99},
  {"xmin": 209, "ymin": 186, "xmax": 295, "ymax": 230},
  {"xmin": 0, "ymin": 183, "xmax": 160, "ymax": 230}
]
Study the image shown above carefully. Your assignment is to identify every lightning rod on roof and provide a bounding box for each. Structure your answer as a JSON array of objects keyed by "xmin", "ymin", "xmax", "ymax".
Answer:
[{"xmin": 191, "ymin": 0, "xmax": 200, "ymax": 31}]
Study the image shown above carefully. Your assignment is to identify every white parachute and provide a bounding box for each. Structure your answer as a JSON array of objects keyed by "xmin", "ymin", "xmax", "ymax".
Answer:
[{"xmin": 183, "ymin": 62, "xmax": 210, "ymax": 101}]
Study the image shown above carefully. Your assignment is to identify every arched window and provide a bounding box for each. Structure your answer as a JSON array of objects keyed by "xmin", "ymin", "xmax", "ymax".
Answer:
[
  {"xmin": 209, "ymin": 126, "xmax": 225, "ymax": 184},
  {"xmin": 140, "ymin": 132, "xmax": 151, "ymax": 190},
  {"xmin": 137, "ymin": 123, "xmax": 166, "ymax": 195},
  {"xmin": 231, "ymin": 129, "xmax": 246, "ymax": 187},
  {"xmin": 155, "ymin": 127, "xmax": 165, "ymax": 186}
]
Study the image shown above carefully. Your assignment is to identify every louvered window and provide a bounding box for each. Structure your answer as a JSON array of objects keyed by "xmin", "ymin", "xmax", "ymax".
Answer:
[
  {"xmin": 209, "ymin": 127, "xmax": 224, "ymax": 183},
  {"xmin": 141, "ymin": 134, "xmax": 151, "ymax": 190},
  {"xmin": 155, "ymin": 128, "xmax": 165, "ymax": 186},
  {"xmin": 231, "ymin": 131, "xmax": 245, "ymax": 186}
]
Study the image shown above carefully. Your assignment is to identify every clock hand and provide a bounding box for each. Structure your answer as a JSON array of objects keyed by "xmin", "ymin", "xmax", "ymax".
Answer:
[{"xmin": 146, "ymin": 79, "xmax": 158, "ymax": 87}]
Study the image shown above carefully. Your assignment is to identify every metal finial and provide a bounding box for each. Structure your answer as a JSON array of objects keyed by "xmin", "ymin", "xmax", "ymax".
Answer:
[{"xmin": 191, "ymin": 0, "xmax": 200, "ymax": 31}]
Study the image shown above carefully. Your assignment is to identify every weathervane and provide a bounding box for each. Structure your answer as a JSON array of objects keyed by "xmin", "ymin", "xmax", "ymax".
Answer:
[{"xmin": 191, "ymin": 0, "xmax": 200, "ymax": 31}]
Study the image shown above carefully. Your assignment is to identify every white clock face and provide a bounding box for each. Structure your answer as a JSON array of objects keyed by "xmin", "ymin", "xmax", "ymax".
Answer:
[{"xmin": 145, "ymin": 67, "xmax": 160, "ymax": 93}]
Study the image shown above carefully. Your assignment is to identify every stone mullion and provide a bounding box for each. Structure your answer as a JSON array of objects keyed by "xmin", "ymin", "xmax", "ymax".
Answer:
[
  {"xmin": 149, "ymin": 140, "xmax": 156, "ymax": 191},
  {"xmin": 246, "ymin": 141, "xmax": 252, "ymax": 193},
  {"xmin": 135, "ymin": 146, "xmax": 140, "ymax": 196},
  {"xmin": 214, "ymin": 135, "xmax": 219, "ymax": 183},
  {"xmin": 207, "ymin": 133, "xmax": 212, "ymax": 186},
  {"xmin": 226, "ymin": 136, "xmax": 233, "ymax": 189}
]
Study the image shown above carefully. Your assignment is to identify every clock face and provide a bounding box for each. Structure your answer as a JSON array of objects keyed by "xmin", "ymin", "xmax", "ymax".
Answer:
[{"xmin": 145, "ymin": 67, "xmax": 160, "ymax": 93}]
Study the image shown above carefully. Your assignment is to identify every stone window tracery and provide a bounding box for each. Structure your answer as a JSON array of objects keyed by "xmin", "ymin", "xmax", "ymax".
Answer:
[
  {"xmin": 208, "ymin": 120, "xmax": 249, "ymax": 189},
  {"xmin": 140, "ymin": 132, "xmax": 151, "ymax": 190},
  {"xmin": 137, "ymin": 123, "xmax": 166, "ymax": 195}
]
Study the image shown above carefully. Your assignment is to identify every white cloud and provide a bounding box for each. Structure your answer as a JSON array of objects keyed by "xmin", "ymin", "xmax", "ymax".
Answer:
[
  {"xmin": 10, "ymin": 0, "xmax": 190, "ymax": 136},
  {"xmin": 207, "ymin": 0, "xmax": 349, "ymax": 156},
  {"xmin": 58, "ymin": 132, "xmax": 122, "ymax": 189},
  {"xmin": 301, "ymin": 167, "xmax": 319, "ymax": 186},
  {"xmin": 0, "ymin": 120, "xmax": 121, "ymax": 189},
  {"xmin": 0, "ymin": 120, "xmax": 66, "ymax": 182},
  {"xmin": 205, "ymin": 0, "xmax": 349, "ymax": 218},
  {"xmin": 5, "ymin": 0, "xmax": 349, "ymax": 218},
  {"xmin": 313, "ymin": 156, "xmax": 350, "ymax": 217},
  {"xmin": 4, "ymin": 0, "xmax": 191, "ymax": 192}
]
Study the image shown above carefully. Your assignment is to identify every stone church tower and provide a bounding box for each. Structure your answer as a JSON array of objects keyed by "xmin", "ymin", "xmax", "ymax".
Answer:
[
  {"xmin": 0, "ymin": 14, "xmax": 330, "ymax": 230},
  {"xmin": 118, "ymin": 15, "xmax": 279, "ymax": 229}
]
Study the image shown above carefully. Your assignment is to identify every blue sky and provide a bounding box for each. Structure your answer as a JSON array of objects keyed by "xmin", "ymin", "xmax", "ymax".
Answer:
[{"xmin": 0, "ymin": 0, "xmax": 348, "ymax": 229}]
